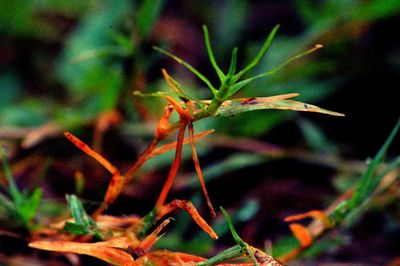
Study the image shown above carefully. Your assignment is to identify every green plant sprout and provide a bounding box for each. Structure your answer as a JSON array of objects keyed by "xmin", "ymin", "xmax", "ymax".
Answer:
[
  {"xmin": 198, "ymin": 207, "xmax": 283, "ymax": 266},
  {"xmin": 64, "ymin": 194, "xmax": 103, "ymax": 240},
  {"xmin": 0, "ymin": 147, "xmax": 42, "ymax": 229}
]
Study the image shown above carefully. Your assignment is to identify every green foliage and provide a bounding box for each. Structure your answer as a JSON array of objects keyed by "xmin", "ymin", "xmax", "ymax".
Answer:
[
  {"xmin": 64, "ymin": 194, "xmax": 103, "ymax": 239},
  {"xmin": 146, "ymin": 25, "xmax": 343, "ymax": 127},
  {"xmin": 298, "ymin": 118, "xmax": 337, "ymax": 153},
  {"xmin": 198, "ymin": 207, "xmax": 259, "ymax": 266},
  {"xmin": 154, "ymin": 24, "xmax": 281, "ymax": 100},
  {"xmin": 331, "ymin": 117, "xmax": 400, "ymax": 224},
  {"xmin": 0, "ymin": 148, "xmax": 42, "ymax": 229}
]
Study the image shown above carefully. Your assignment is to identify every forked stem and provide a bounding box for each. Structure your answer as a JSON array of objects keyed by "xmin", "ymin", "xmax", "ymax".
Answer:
[
  {"xmin": 156, "ymin": 199, "xmax": 218, "ymax": 239},
  {"xmin": 188, "ymin": 121, "xmax": 216, "ymax": 217},
  {"xmin": 155, "ymin": 123, "xmax": 186, "ymax": 207}
]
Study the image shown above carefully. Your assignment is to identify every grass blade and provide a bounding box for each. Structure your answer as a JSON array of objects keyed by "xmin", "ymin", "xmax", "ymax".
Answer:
[
  {"xmin": 226, "ymin": 47, "xmax": 238, "ymax": 80},
  {"xmin": 221, "ymin": 207, "xmax": 259, "ymax": 266},
  {"xmin": 203, "ymin": 25, "xmax": 225, "ymax": 82},
  {"xmin": 153, "ymin": 46, "xmax": 218, "ymax": 95},
  {"xmin": 348, "ymin": 117, "xmax": 400, "ymax": 211},
  {"xmin": 19, "ymin": 188, "xmax": 42, "ymax": 225},
  {"xmin": 213, "ymin": 94, "xmax": 345, "ymax": 117},
  {"xmin": 1, "ymin": 147, "xmax": 23, "ymax": 207},
  {"xmin": 233, "ymin": 24, "xmax": 280, "ymax": 82}
]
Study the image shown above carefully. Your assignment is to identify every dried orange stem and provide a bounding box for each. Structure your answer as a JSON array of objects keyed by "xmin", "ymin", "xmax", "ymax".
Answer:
[
  {"xmin": 94, "ymin": 138, "xmax": 161, "ymax": 217},
  {"xmin": 164, "ymin": 96, "xmax": 187, "ymax": 116},
  {"xmin": 156, "ymin": 199, "xmax": 218, "ymax": 239},
  {"xmin": 162, "ymin": 68, "xmax": 181, "ymax": 94},
  {"xmin": 123, "ymin": 138, "xmax": 159, "ymax": 186},
  {"xmin": 148, "ymin": 129, "xmax": 214, "ymax": 159},
  {"xmin": 188, "ymin": 122, "xmax": 216, "ymax": 217},
  {"xmin": 289, "ymin": 223, "xmax": 312, "ymax": 248},
  {"xmin": 155, "ymin": 123, "xmax": 186, "ymax": 207},
  {"xmin": 284, "ymin": 210, "xmax": 332, "ymax": 228},
  {"xmin": 137, "ymin": 218, "xmax": 172, "ymax": 253},
  {"xmin": 64, "ymin": 132, "xmax": 119, "ymax": 176}
]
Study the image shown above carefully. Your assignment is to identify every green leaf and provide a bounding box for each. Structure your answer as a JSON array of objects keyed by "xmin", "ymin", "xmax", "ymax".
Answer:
[
  {"xmin": 1, "ymin": 147, "xmax": 23, "ymax": 207},
  {"xmin": 65, "ymin": 194, "xmax": 103, "ymax": 239},
  {"xmin": 153, "ymin": 46, "xmax": 218, "ymax": 95},
  {"xmin": 66, "ymin": 194, "xmax": 94, "ymax": 226},
  {"xmin": 298, "ymin": 118, "xmax": 337, "ymax": 153},
  {"xmin": 64, "ymin": 221, "xmax": 90, "ymax": 235},
  {"xmin": 197, "ymin": 245, "xmax": 243, "ymax": 266},
  {"xmin": 213, "ymin": 94, "xmax": 345, "ymax": 117},
  {"xmin": 226, "ymin": 78, "xmax": 254, "ymax": 97},
  {"xmin": 226, "ymin": 47, "xmax": 238, "ymax": 79},
  {"xmin": 19, "ymin": 188, "xmax": 42, "ymax": 225},
  {"xmin": 349, "ymin": 117, "xmax": 400, "ymax": 209},
  {"xmin": 233, "ymin": 25, "xmax": 280, "ymax": 82},
  {"xmin": 140, "ymin": 208, "xmax": 157, "ymax": 238},
  {"xmin": 330, "ymin": 117, "xmax": 400, "ymax": 224},
  {"xmin": 137, "ymin": 0, "xmax": 165, "ymax": 39},
  {"xmin": 229, "ymin": 44, "xmax": 323, "ymax": 96},
  {"xmin": 220, "ymin": 207, "xmax": 244, "ymax": 248},
  {"xmin": 203, "ymin": 25, "xmax": 225, "ymax": 82},
  {"xmin": 57, "ymin": 0, "xmax": 130, "ymax": 94},
  {"xmin": 220, "ymin": 207, "xmax": 258, "ymax": 266},
  {"xmin": 1, "ymin": 148, "xmax": 42, "ymax": 228}
]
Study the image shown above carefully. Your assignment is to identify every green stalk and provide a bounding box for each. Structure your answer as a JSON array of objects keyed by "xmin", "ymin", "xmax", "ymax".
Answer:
[{"xmin": 197, "ymin": 245, "xmax": 244, "ymax": 265}]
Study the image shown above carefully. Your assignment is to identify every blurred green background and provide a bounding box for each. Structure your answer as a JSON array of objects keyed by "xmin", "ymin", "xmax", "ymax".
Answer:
[{"xmin": 1, "ymin": 0, "xmax": 400, "ymax": 265}]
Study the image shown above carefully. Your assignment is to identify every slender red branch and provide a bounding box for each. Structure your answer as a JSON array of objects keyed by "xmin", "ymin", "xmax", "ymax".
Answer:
[
  {"xmin": 155, "ymin": 123, "xmax": 186, "ymax": 207},
  {"xmin": 188, "ymin": 122, "xmax": 216, "ymax": 217},
  {"xmin": 64, "ymin": 132, "xmax": 119, "ymax": 177},
  {"xmin": 156, "ymin": 200, "xmax": 218, "ymax": 239}
]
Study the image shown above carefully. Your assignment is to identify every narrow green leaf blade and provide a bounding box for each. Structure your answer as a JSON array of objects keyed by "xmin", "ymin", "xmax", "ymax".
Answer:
[
  {"xmin": 1, "ymin": 147, "xmax": 23, "ymax": 207},
  {"xmin": 229, "ymin": 44, "xmax": 324, "ymax": 96},
  {"xmin": 65, "ymin": 194, "xmax": 103, "ymax": 239},
  {"xmin": 348, "ymin": 117, "xmax": 400, "ymax": 210},
  {"xmin": 153, "ymin": 46, "xmax": 218, "ymax": 95},
  {"xmin": 213, "ymin": 94, "xmax": 345, "ymax": 117},
  {"xmin": 233, "ymin": 24, "xmax": 280, "ymax": 82},
  {"xmin": 197, "ymin": 245, "xmax": 243, "ymax": 266},
  {"xmin": 220, "ymin": 207, "xmax": 259, "ymax": 266},
  {"xmin": 64, "ymin": 221, "xmax": 90, "ymax": 236},
  {"xmin": 226, "ymin": 47, "xmax": 238, "ymax": 80},
  {"xmin": 66, "ymin": 194, "xmax": 94, "ymax": 226},
  {"xmin": 226, "ymin": 77, "xmax": 254, "ymax": 97},
  {"xmin": 220, "ymin": 207, "xmax": 243, "ymax": 245},
  {"xmin": 18, "ymin": 188, "xmax": 42, "ymax": 225},
  {"xmin": 203, "ymin": 25, "xmax": 225, "ymax": 82}
]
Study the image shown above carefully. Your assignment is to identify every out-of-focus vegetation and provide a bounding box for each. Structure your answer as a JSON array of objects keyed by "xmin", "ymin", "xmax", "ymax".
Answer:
[{"xmin": 1, "ymin": 0, "xmax": 400, "ymax": 265}]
